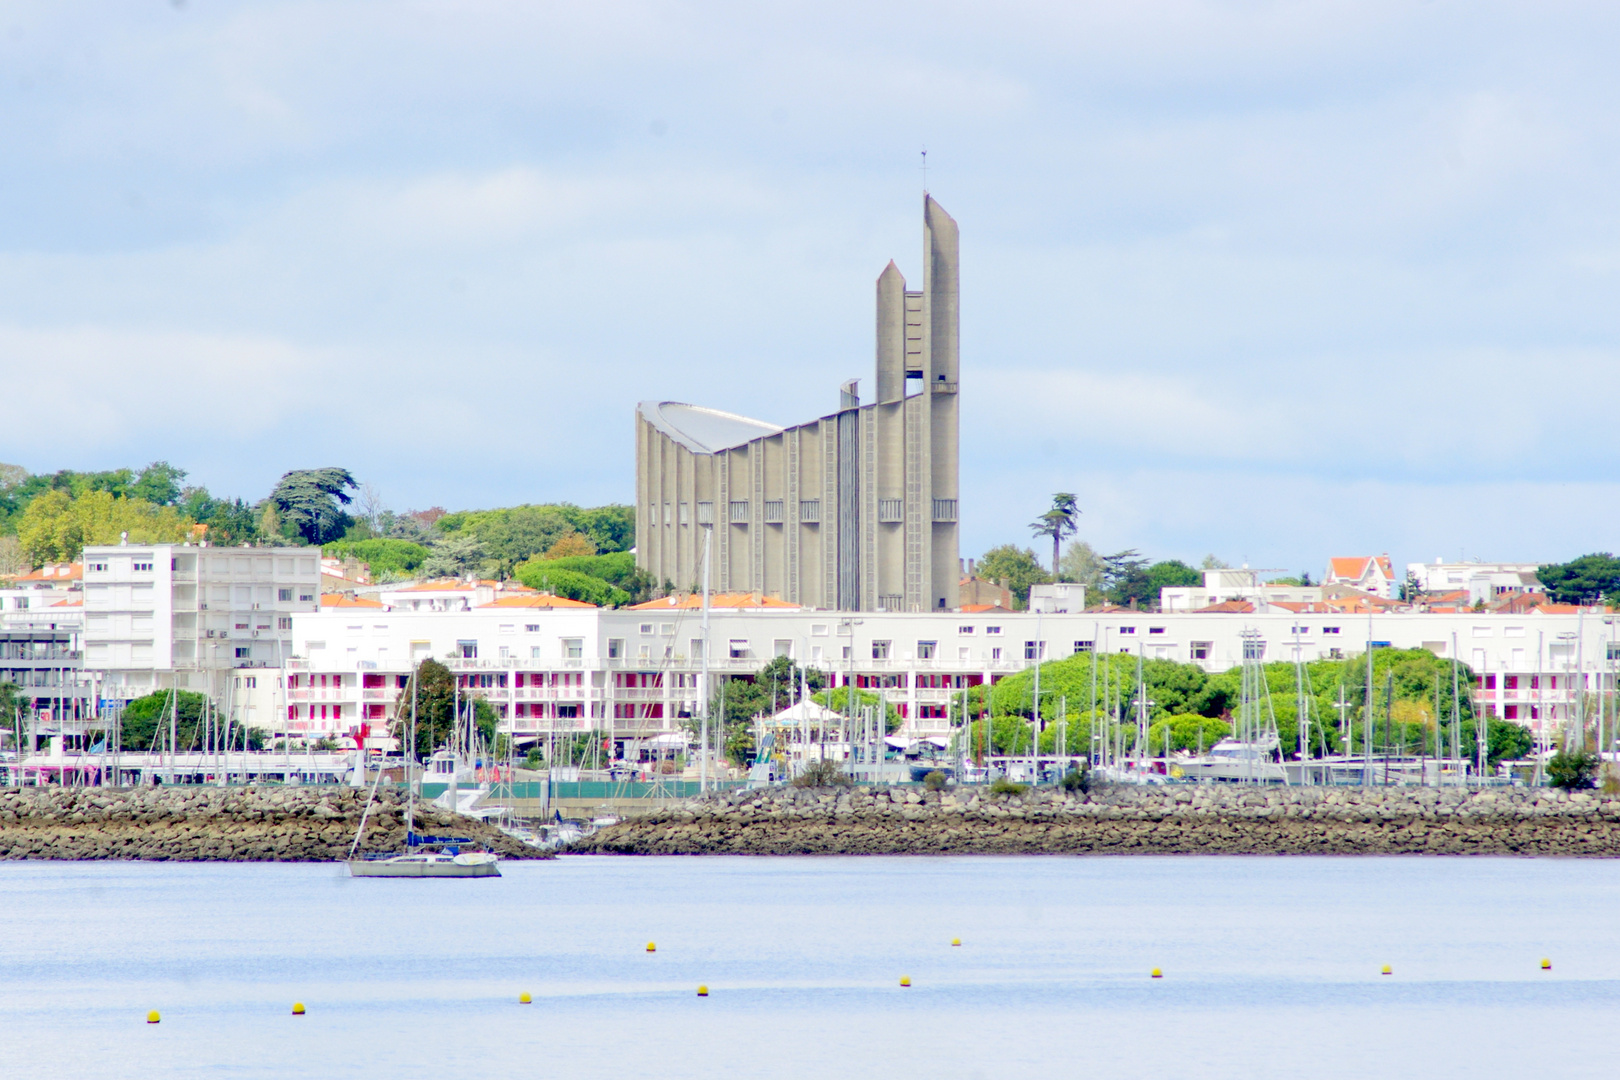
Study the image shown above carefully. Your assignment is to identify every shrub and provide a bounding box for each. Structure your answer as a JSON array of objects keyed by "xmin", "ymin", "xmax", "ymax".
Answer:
[
  {"xmin": 990, "ymin": 776, "xmax": 1027, "ymax": 795},
  {"xmin": 1060, "ymin": 765, "xmax": 1091, "ymax": 794},
  {"xmin": 1548, "ymin": 748, "xmax": 1600, "ymax": 790},
  {"xmin": 923, "ymin": 770, "xmax": 947, "ymax": 791},
  {"xmin": 794, "ymin": 758, "xmax": 849, "ymax": 788}
]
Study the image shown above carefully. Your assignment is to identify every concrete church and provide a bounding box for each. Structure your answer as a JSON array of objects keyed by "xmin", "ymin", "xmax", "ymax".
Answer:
[{"xmin": 635, "ymin": 196, "xmax": 962, "ymax": 612}]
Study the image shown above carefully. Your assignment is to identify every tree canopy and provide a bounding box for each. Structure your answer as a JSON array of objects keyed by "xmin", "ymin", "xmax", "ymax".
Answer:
[
  {"xmin": 18, "ymin": 489, "xmax": 193, "ymax": 564},
  {"xmin": 1537, "ymin": 553, "xmax": 1620, "ymax": 605},
  {"xmin": 267, "ymin": 467, "xmax": 357, "ymax": 546},
  {"xmin": 976, "ymin": 544, "xmax": 1050, "ymax": 608},
  {"xmin": 391, "ymin": 658, "xmax": 496, "ymax": 758}
]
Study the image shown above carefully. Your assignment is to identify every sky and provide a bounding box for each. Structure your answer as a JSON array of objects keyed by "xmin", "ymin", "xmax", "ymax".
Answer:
[{"xmin": 2, "ymin": 1, "xmax": 1619, "ymax": 578}]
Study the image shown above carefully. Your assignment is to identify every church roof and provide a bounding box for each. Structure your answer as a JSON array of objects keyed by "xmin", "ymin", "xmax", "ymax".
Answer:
[{"xmin": 637, "ymin": 401, "xmax": 782, "ymax": 454}]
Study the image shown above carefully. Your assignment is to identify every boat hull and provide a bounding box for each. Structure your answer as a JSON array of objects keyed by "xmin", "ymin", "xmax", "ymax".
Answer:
[{"xmin": 347, "ymin": 853, "xmax": 501, "ymax": 878}]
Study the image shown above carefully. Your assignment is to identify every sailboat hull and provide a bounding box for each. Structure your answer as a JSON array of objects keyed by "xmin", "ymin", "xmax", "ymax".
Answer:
[{"xmin": 348, "ymin": 852, "xmax": 500, "ymax": 878}]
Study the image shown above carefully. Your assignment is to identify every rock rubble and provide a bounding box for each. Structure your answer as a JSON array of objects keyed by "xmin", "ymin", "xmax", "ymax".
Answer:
[
  {"xmin": 0, "ymin": 786, "xmax": 547, "ymax": 861},
  {"xmin": 572, "ymin": 783, "xmax": 1620, "ymax": 857}
]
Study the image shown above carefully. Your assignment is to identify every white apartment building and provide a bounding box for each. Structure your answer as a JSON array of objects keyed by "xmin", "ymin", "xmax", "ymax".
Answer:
[
  {"xmin": 1406, "ymin": 560, "xmax": 1543, "ymax": 605},
  {"xmin": 83, "ymin": 543, "xmax": 321, "ymax": 701},
  {"xmin": 226, "ymin": 601, "xmax": 1620, "ymax": 751},
  {"xmin": 1159, "ymin": 568, "xmax": 1324, "ymax": 612}
]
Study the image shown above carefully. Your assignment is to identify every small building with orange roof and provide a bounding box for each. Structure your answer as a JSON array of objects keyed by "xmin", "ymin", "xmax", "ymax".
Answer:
[
  {"xmin": 1325, "ymin": 555, "xmax": 1396, "ymax": 599},
  {"xmin": 630, "ymin": 592, "xmax": 802, "ymax": 612}
]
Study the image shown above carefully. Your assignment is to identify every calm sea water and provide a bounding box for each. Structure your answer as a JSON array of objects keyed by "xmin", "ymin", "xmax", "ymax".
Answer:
[{"xmin": 0, "ymin": 855, "xmax": 1616, "ymax": 1078}]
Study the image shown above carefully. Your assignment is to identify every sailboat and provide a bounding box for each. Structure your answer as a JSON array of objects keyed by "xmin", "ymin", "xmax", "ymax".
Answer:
[{"xmin": 347, "ymin": 668, "xmax": 501, "ymax": 879}]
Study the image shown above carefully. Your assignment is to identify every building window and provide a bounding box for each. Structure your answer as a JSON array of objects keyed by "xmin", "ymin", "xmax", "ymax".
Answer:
[
  {"xmin": 1190, "ymin": 641, "xmax": 1211, "ymax": 661},
  {"xmin": 774, "ymin": 639, "xmax": 793, "ymax": 658},
  {"xmin": 1504, "ymin": 675, "xmax": 1519, "ymax": 690},
  {"xmin": 991, "ymin": 647, "xmax": 1002, "ymax": 661},
  {"xmin": 299, "ymin": 593, "xmax": 314, "ymax": 602},
  {"xmin": 1119, "ymin": 626, "xmax": 1136, "ymax": 635},
  {"xmin": 729, "ymin": 639, "xmax": 751, "ymax": 659},
  {"xmin": 811, "ymin": 624, "xmax": 828, "ymax": 636},
  {"xmin": 1074, "ymin": 640, "xmax": 1093, "ymax": 653},
  {"xmin": 660, "ymin": 624, "xmax": 674, "ymax": 636},
  {"xmin": 877, "ymin": 499, "xmax": 903, "ymax": 522},
  {"xmin": 525, "ymin": 624, "xmax": 540, "ymax": 633},
  {"xmin": 278, "ymin": 588, "xmax": 293, "ymax": 601},
  {"xmin": 931, "ymin": 498, "xmax": 958, "ymax": 522},
  {"xmin": 278, "ymin": 617, "xmax": 292, "ymax": 630},
  {"xmin": 763, "ymin": 501, "xmax": 784, "ymax": 523},
  {"xmin": 799, "ymin": 500, "xmax": 821, "ymax": 522},
  {"xmin": 696, "ymin": 501, "xmax": 714, "ymax": 525},
  {"xmin": 607, "ymin": 639, "xmax": 623, "ymax": 659},
  {"xmin": 235, "ymin": 647, "xmax": 250, "ymax": 658},
  {"xmin": 1328, "ymin": 648, "xmax": 1343, "ymax": 659},
  {"xmin": 729, "ymin": 501, "xmax": 750, "ymax": 523},
  {"xmin": 88, "ymin": 562, "xmax": 107, "ymax": 572},
  {"xmin": 958, "ymin": 626, "xmax": 975, "ymax": 635},
  {"xmin": 678, "ymin": 502, "xmax": 689, "ymax": 525},
  {"xmin": 1323, "ymin": 626, "xmax": 1341, "ymax": 635},
  {"xmin": 917, "ymin": 641, "xmax": 936, "ymax": 659},
  {"xmin": 878, "ymin": 594, "xmax": 902, "ymax": 610},
  {"xmin": 872, "ymin": 640, "xmax": 891, "ymax": 660},
  {"xmin": 1024, "ymin": 641, "xmax": 1045, "ymax": 660},
  {"xmin": 1242, "ymin": 639, "xmax": 1266, "ymax": 661},
  {"xmin": 640, "ymin": 623, "xmax": 655, "ymax": 635},
  {"xmin": 458, "ymin": 640, "xmax": 478, "ymax": 659},
  {"xmin": 563, "ymin": 638, "xmax": 583, "ymax": 659},
  {"xmin": 245, "ymin": 676, "xmax": 257, "ymax": 689},
  {"xmin": 530, "ymin": 646, "xmax": 542, "ymax": 659},
  {"xmin": 986, "ymin": 626, "xmax": 1002, "ymax": 636},
  {"xmin": 1148, "ymin": 627, "xmax": 1165, "ymax": 635}
]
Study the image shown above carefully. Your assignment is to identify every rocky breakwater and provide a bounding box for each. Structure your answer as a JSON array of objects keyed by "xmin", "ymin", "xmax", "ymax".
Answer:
[
  {"xmin": 0, "ymin": 786, "xmax": 547, "ymax": 861},
  {"xmin": 573, "ymin": 783, "xmax": 1620, "ymax": 857}
]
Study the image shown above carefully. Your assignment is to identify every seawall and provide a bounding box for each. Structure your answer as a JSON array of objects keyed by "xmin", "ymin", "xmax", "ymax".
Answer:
[
  {"xmin": 572, "ymin": 783, "xmax": 1620, "ymax": 856},
  {"xmin": 0, "ymin": 786, "xmax": 547, "ymax": 861}
]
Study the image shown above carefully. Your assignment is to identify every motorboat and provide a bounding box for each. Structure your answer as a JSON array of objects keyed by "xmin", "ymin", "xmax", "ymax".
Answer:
[{"xmin": 1173, "ymin": 738, "xmax": 1287, "ymax": 783}]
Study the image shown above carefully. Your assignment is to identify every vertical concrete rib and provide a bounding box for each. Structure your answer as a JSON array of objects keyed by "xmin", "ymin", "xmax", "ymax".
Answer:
[{"xmin": 875, "ymin": 261, "xmax": 907, "ymax": 405}]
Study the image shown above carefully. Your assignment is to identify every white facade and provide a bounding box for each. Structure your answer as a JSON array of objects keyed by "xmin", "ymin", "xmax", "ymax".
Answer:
[
  {"xmin": 1160, "ymin": 568, "xmax": 1324, "ymax": 612},
  {"xmin": 1407, "ymin": 560, "xmax": 1543, "ymax": 605},
  {"xmin": 83, "ymin": 543, "xmax": 321, "ymax": 700},
  {"xmin": 218, "ymin": 603, "xmax": 1620, "ymax": 750}
]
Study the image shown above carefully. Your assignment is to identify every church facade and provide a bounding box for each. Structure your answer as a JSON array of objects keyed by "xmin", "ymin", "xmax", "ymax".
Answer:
[{"xmin": 635, "ymin": 196, "xmax": 961, "ymax": 612}]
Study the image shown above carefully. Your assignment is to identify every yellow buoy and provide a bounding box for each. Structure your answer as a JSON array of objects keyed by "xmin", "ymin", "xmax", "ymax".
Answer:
[
  {"xmin": 899, "ymin": 976, "xmax": 911, "ymax": 987},
  {"xmin": 1380, "ymin": 965, "xmax": 1391, "ymax": 976},
  {"xmin": 519, "ymin": 992, "xmax": 532, "ymax": 1004},
  {"xmin": 1150, "ymin": 968, "xmax": 1162, "ymax": 979},
  {"xmin": 146, "ymin": 1011, "xmax": 160, "ymax": 1024},
  {"xmin": 1540, "ymin": 958, "xmax": 1552, "ymax": 970},
  {"xmin": 951, "ymin": 938, "xmax": 961, "ymax": 947},
  {"xmin": 292, "ymin": 1002, "xmax": 306, "ymax": 1015},
  {"xmin": 696, "ymin": 985, "xmax": 709, "ymax": 997},
  {"xmin": 646, "ymin": 942, "xmax": 657, "ymax": 953}
]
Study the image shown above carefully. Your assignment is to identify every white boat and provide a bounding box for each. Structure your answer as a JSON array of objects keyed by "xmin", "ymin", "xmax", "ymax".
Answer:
[
  {"xmin": 1173, "ymin": 738, "xmax": 1288, "ymax": 783},
  {"xmin": 349, "ymin": 849, "xmax": 500, "ymax": 878}
]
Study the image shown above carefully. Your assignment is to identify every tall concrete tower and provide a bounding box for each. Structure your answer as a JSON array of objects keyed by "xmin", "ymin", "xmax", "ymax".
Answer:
[{"xmin": 635, "ymin": 195, "xmax": 961, "ymax": 612}]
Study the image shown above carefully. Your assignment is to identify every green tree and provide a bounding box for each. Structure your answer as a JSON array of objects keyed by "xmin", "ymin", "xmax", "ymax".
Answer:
[
  {"xmin": 1537, "ymin": 554, "xmax": 1620, "ymax": 604},
  {"xmin": 392, "ymin": 658, "xmax": 496, "ymax": 758},
  {"xmin": 512, "ymin": 563, "xmax": 631, "ymax": 606},
  {"xmin": 1547, "ymin": 747, "xmax": 1600, "ymax": 789},
  {"xmin": 1057, "ymin": 540, "xmax": 1104, "ymax": 588},
  {"xmin": 1030, "ymin": 493, "xmax": 1080, "ymax": 576},
  {"xmin": 810, "ymin": 685, "xmax": 900, "ymax": 734},
  {"xmin": 977, "ymin": 544, "xmax": 1050, "ymax": 609},
  {"xmin": 17, "ymin": 489, "xmax": 194, "ymax": 564},
  {"xmin": 512, "ymin": 552, "xmax": 656, "ymax": 604},
  {"xmin": 266, "ymin": 467, "xmax": 357, "ymax": 546},
  {"xmin": 422, "ymin": 534, "xmax": 487, "ymax": 580},
  {"xmin": 119, "ymin": 690, "xmax": 211, "ymax": 752},
  {"xmin": 1099, "ymin": 549, "xmax": 1149, "ymax": 605},
  {"xmin": 127, "ymin": 461, "xmax": 187, "ymax": 506},
  {"xmin": 323, "ymin": 538, "xmax": 431, "ymax": 581}
]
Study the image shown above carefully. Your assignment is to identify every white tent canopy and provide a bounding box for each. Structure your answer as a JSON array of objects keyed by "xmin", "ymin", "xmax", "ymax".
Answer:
[{"xmin": 766, "ymin": 699, "xmax": 845, "ymax": 727}]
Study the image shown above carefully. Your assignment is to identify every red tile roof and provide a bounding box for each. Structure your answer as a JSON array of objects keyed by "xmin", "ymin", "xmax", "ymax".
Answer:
[
  {"xmin": 478, "ymin": 594, "xmax": 597, "ymax": 609},
  {"xmin": 321, "ymin": 594, "xmax": 384, "ymax": 608}
]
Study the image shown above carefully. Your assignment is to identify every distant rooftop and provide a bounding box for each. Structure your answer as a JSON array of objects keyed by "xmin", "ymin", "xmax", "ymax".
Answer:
[{"xmin": 636, "ymin": 401, "xmax": 782, "ymax": 455}]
